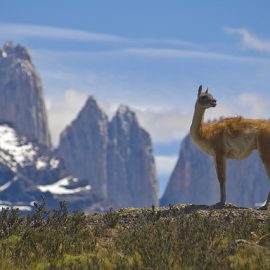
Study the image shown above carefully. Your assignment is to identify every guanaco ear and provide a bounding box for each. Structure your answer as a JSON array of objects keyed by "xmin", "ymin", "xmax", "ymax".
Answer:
[
  {"xmin": 205, "ymin": 88, "xmax": 208, "ymax": 94},
  {"xmin": 197, "ymin": 85, "xmax": 202, "ymax": 97}
]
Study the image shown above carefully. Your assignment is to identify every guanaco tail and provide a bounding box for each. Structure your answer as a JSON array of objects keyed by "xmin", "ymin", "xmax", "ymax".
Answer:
[{"xmin": 190, "ymin": 85, "xmax": 270, "ymax": 209}]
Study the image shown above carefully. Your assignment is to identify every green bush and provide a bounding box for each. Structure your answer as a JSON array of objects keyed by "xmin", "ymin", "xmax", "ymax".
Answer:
[{"xmin": 0, "ymin": 198, "xmax": 95, "ymax": 269}]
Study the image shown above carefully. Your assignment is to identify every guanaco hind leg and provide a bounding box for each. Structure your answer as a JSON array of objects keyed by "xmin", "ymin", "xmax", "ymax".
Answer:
[
  {"xmin": 259, "ymin": 160, "xmax": 270, "ymax": 209},
  {"xmin": 258, "ymin": 162, "xmax": 270, "ymax": 210},
  {"xmin": 214, "ymin": 154, "xmax": 226, "ymax": 205},
  {"xmin": 258, "ymin": 134, "xmax": 270, "ymax": 209}
]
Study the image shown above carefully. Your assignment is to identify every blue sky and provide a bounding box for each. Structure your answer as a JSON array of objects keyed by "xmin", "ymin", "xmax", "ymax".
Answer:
[{"xmin": 1, "ymin": 0, "xmax": 270, "ymax": 195}]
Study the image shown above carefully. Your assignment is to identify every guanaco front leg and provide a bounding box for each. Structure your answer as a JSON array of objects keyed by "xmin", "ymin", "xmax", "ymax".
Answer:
[
  {"xmin": 214, "ymin": 154, "xmax": 226, "ymax": 205},
  {"xmin": 259, "ymin": 159, "xmax": 270, "ymax": 210},
  {"xmin": 260, "ymin": 192, "xmax": 270, "ymax": 210},
  {"xmin": 258, "ymin": 137, "xmax": 270, "ymax": 210}
]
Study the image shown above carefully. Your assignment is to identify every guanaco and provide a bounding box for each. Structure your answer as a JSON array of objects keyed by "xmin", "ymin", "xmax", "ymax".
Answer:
[{"xmin": 190, "ymin": 85, "xmax": 270, "ymax": 209}]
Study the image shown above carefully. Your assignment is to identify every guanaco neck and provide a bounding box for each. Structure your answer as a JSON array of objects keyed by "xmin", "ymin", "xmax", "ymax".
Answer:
[{"xmin": 190, "ymin": 102, "xmax": 206, "ymax": 141}]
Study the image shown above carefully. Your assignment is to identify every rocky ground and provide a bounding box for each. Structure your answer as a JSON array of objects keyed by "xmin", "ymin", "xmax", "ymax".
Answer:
[{"xmin": 88, "ymin": 203, "xmax": 270, "ymax": 228}]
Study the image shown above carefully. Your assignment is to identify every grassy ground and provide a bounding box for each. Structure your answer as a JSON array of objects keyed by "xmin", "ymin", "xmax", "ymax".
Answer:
[{"xmin": 1, "ymin": 200, "xmax": 270, "ymax": 269}]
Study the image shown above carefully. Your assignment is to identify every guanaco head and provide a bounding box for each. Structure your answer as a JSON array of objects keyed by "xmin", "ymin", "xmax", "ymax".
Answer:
[{"xmin": 196, "ymin": 85, "xmax": 217, "ymax": 109}]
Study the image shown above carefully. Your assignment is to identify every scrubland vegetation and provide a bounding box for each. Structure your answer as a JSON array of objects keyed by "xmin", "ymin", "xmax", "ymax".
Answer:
[{"xmin": 1, "ymin": 200, "xmax": 270, "ymax": 269}]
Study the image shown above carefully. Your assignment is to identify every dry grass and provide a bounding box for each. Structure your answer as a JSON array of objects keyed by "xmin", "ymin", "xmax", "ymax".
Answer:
[{"xmin": 1, "ymin": 202, "xmax": 270, "ymax": 269}]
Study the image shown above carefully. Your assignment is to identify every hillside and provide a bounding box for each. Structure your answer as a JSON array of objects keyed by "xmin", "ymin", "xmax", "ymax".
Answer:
[{"xmin": 1, "ymin": 202, "xmax": 270, "ymax": 269}]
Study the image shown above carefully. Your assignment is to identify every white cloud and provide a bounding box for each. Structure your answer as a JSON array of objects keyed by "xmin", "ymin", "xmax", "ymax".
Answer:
[
  {"xmin": 0, "ymin": 22, "xmax": 122, "ymax": 43},
  {"xmin": 155, "ymin": 155, "xmax": 178, "ymax": 176},
  {"xmin": 46, "ymin": 90, "xmax": 88, "ymax": 146},
  {"xmin": 29, "ymin": 46, "xmax": 270, "ymax": 66},
  {"xmin": 122, "ymin": 48, "xmax": 270, "ymax": 63},
  {"xmin": 0, "ymin": 22, "xmax": 195, "ymax": 48},
  {"xmin": 237, "ymin": 93, "xmax": 270, "ymax": 118},
  {"xmin": 131, "ymin": 92, "xmax": 270, "ymax": 143},
  {"xmin": 134, "ymin": 106, "xmax": 192, "ymax": 143},
  {"xmin": 2, "ymin": 22, "xmax": 268, "ymax": 66},
  {"xmin": 225, "ymin": 27, "xmax": 270, "ymax": 52},
  {"xmin": 46, "ymin": 88, "xmax": 270, "ymax": 149}
]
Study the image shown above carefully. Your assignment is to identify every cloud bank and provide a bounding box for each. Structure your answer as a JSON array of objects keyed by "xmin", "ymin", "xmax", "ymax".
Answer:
[
  {"xmin": 46, "ymin": 89, "xmax": 270, "ymax": 147},
  {"xmin": 225, "ymin": 27, "xmax": 270, "ymax": 52},
  {"xmin": 46, "ymin": 90, "xmax": 88, "ymax": 146}
]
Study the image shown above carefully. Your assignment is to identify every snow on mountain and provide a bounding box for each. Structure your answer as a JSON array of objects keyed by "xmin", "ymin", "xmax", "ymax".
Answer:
[
  {"xmin": 0, "ymin": 123, "xmax": 103, "ymax": 212},
  {"xmin": 37, "ymin": 176, "xmax": 91, "ymax": 195},
  {"xmin": 0, "ymin": 125, "xmax": 38, "ymax": 171}
]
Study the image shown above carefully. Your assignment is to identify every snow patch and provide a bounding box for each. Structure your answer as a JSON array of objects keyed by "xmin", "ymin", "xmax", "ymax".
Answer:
[
  {"xmin": 36, "ymin": 159, "xmax": 47, "ymax": 170},
  {"xmin": 0, "ymin": 200, "xmax": 32, "ymax": 211},
  {"xmin": 50, "ymin": 158, "xmax": 60, "ymax": 169},
  {"xmin": 0, "ymin": 205, "xmax": 32, "ymax": 211},
  {"xmin": 37, "ymin": 176, "xmax": 91, "ymax": 195},
  {"xmin": 0, "ymin": 125, "xmax": 37, "ymax": 168},
  {"xmin": 0, "ymin": 180, "xmax": 12, "ymax": 192}
]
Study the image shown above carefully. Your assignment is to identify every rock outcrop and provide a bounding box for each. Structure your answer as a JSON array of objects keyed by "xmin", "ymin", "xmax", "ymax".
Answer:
[
  {"xmin": 0, "ymin": 42, "xmax": 51, "ymax": 147},
  {"xmin": 56, "ymin": 102, "xmax": 159, "ymax": 208},
  {"xmin": 161, "ymin": 134, "xmax": 269, "ymax": 208},
  {"xmin": 107, "ymin": 106, "xmax": 159, "ymax": 208}
]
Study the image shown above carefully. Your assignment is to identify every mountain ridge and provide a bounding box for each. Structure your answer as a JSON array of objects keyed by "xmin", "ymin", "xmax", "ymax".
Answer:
[{"xmin": 56, "ymin": 98, "xmax": 159, "ymax": 208}]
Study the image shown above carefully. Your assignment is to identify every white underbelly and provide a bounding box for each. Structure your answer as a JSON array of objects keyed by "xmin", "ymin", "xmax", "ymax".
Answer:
[{"xmin": 224, "ymin": 133, "xmax": 257, "ymax": 160}]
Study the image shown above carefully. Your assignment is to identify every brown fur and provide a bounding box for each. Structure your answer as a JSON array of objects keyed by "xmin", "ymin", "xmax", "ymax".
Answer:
[
  {"xmin": 202, "ymin": 117, "xmax": 270, "ymax": 140},
  {"xmin": 190, "ymin": 85, "xmax": 270, "ymax": 209}
]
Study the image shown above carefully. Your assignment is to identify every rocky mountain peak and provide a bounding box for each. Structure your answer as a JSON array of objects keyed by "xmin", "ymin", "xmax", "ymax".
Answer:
[
  {"xmin": 107, "ymin": 106, "xmax": 159, "ymax": 208},
  {"xmin": 116, "ymin": 104, "xmax": 136, "ymax": 119},
  {"xmin": 57, "ymin": 101, "xmax": 159, "ymax": 208},
  {"xmin": 1, "ymin": 42, "xmax": 31, "ymax": 61},
  {"xmin": 85, "ymin": 95, "xmax": 98, "ymax": 106},
  {"xmin": 110, "ymin": 105, "xmax": 140, "ymax": 140},
  {"xmin": 57, "ymin": 96, "xmax": 109, "ymax": 198},
  {"xmin": 0, "ymin": 42, "xmax": 51, "ymax": 148},
  {"xmin": 74, "ymin": 96, "xmax": 108, "ymax": 126}
]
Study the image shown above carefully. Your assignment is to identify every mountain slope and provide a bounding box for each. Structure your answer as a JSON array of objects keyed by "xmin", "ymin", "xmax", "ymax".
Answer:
[{"xmin": 0, "ymin": 123, "xmax": 107, "ymax": 212}]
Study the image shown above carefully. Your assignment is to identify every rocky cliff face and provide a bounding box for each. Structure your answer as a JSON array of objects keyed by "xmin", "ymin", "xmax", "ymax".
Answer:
[
  {"xmin": 161, "ymin": 134, "xmax": 269, "ymax": 208},
  {"xmin": 0, "ymin": 42, "xmax": 51, "ymax": 147},
  {"xmin": 56, "ymin": 102, "xmax": 159, "ymax": 208},
  {"xmin": 107, "ymin": 106, "xmax": 159, "ymax": 208},
  {"xmin": 56, "ymin": 97, "xmax": 108, "ymax": 198}
]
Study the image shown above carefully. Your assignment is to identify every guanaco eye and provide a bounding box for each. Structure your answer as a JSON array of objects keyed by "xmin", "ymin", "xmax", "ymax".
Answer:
[{"xmin": 201, "ymin": 96, "xmax": 207, "ymax": 99}]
